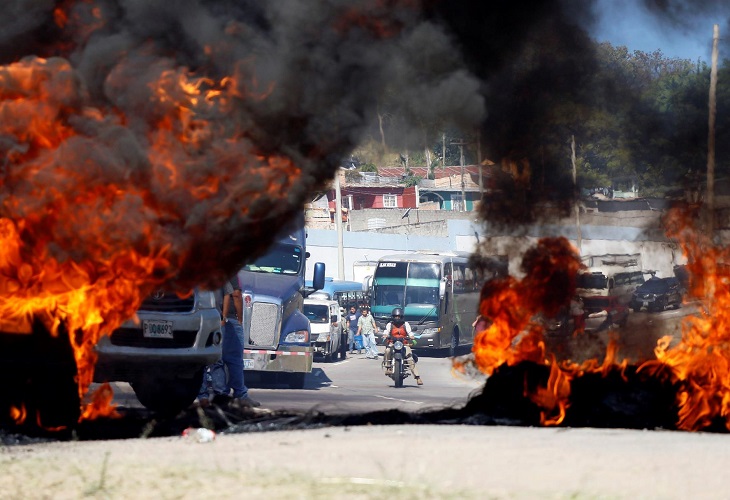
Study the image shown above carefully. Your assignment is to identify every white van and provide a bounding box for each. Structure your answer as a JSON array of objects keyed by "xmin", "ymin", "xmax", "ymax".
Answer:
[
  {"xmin": 303, "ymin": 298, "xmax": 343, "ymax": 362},
  {"xmin": 576, "ymin": 254, "xmax": 645, "ymax": 304}
]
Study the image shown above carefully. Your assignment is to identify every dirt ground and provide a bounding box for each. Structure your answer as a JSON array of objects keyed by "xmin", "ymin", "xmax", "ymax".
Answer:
[{"xmin": 1, "ymin": 423, "xmax": 729, "ymax": 499}]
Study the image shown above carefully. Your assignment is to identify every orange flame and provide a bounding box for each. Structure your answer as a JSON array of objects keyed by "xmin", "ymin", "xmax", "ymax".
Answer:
[
  {"xmin": 0, "ymin": 50, "xmax": 299, "ymax": 422},
  {"xmin": 469, "ymin": 237, "xmax": 583, "ymax": 376},
  {"xmin": 467, "ymin": 207, "xmax": 730, "ymax": 432},
  {"xmin": 638, "ymin": 207, "xmax": 730, "ymax": 431},
  {"xmin": 465, "ymin": 237, "xmax": 652, "ymax": 426},
  {"xmin": 9, "ymin": 404, "xmax": 27, "ymax": 425}
]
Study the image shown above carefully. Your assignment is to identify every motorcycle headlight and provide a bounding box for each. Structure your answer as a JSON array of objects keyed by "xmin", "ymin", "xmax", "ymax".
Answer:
[
  {"xmin": 394, "ymin": 340, "xmax": 404, "ymax": 350},
  {"xmin": 284, "ymin": 330, "xmax": 309, "ymax": 343}
]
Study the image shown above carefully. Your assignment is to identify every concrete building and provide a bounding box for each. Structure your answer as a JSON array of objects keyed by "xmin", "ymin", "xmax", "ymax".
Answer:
[{"xmin": 305, "ymin": 206, "xmax": 685, "ymax": 283}]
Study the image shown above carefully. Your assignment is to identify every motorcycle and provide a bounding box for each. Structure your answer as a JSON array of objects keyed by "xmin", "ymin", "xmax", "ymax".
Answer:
[{"xmin": 383, "ymin": 336, "xmax": 417, "ymax": 388}]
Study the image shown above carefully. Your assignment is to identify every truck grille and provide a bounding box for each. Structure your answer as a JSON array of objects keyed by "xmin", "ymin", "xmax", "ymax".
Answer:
[
  {"xmin": 109, "ymin": 328, "xmax": 198, "ymax": 348},
  {"xmin": 248, "ymin": 302, "xmax": 280, "ymax": 348},
  {"xmin": 140, "ymin": 292, "xmax": 196, "ymax": 313}
]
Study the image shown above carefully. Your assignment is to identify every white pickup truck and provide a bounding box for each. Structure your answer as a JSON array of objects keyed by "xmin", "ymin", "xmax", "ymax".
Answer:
[{"xmin": 93, "ymin": 288, "xmax": 222, "ymax": 413}]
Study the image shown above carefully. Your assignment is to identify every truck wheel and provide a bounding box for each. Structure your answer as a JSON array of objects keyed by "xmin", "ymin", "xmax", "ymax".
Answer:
[
  {"xmin": 132, "ymin": 370, "xmax": 202, "ymax": 414},
  {"xmin": 286, "ymin": 372, "xmax": 306, "ymax": 389}
]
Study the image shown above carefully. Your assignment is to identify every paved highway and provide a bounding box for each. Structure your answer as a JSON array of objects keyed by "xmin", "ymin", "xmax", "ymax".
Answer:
[
  {"xmin": 103, "ymin": 304, "xmax": 701, "ymax": 415},
  {"xmin": 105, "ymin": 345, "xmax": 486, "ymax": 415}
]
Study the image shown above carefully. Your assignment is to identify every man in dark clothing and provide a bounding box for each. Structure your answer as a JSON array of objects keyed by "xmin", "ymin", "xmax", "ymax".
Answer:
[{"xmin": 346, "ymin": 305, "xmax": 361, "ymax": 354}]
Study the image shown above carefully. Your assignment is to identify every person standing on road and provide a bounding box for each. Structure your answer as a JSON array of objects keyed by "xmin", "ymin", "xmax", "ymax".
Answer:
[
  {"xmin": 382, "ymin": 307, "xmax": 422, "ymax": 385},
  {"xmin": 356, "ymin": 307, "xmax": 379, "ymax": 359},
  {"xmin": 346, "ymin": 305, "xmax": 361, "ymax": 354},
  {"xmin": 198, "ymin": 275, "xmax": 260, "ymax": 409}
]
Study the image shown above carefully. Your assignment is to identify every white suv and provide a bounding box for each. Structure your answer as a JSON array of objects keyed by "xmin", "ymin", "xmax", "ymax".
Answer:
[{"xmin": 94, "ymin": 289, "xmax": 222, "ymax": 413}]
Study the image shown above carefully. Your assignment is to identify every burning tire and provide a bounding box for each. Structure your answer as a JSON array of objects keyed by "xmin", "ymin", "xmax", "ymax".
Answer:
[
  {"xmin": 131, "ymin": 369, "xmax": 203, "ymax": 414},
  {"xmin": 0, "ymin": 325, "xmax": 80, "ymax": 434}
]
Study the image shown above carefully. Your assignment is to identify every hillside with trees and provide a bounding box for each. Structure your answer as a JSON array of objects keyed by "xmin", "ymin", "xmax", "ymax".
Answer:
[{"xmin": 348, "ymin": 39, "xmax": 727, "ymax": 203}]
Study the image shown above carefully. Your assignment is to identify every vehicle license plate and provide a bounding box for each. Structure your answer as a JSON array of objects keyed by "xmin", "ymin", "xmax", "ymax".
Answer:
[
  {"xmin": 642, "ymin": 301, "xmax": 648, "ymax": 308},
  {"xmin": 142, "ymin": 320, "xmax": 174, "ymax": 339},
  {"xmin": 243, "ymin": 359, "xmax": 254, "ymax": 369}
]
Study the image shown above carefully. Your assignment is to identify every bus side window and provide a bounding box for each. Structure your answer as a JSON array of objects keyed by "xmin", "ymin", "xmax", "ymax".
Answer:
[
  {"xmin": 464, "ymin": 266, "xmax": 475, "ymax": 291},
  {"xmin": 453, "ymin": 264, "xmax": 466, "ymax": 294}
]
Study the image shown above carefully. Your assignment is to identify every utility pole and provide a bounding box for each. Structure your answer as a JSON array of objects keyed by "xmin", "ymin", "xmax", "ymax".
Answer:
[
  {"xmin": 572, "ymin": 135, "xmax": 582, "ymax": 254},
  {"xmin": 477, "ymin": 128, "xmax": 484, "ymax": 197},
  {"xmin": 706, "ymin": 24, "xmax": 719, "ymax": 305},
  {"xmin": 442, "ymin": 132, "xmax": 446, "ymax": 171},
  {"xmin": 451, "ymin": 139, "xmax": 468, "ymax": 212},
  {"xmin": 334, "ymin": 168, "xmax": 345, "ymax": 280}
]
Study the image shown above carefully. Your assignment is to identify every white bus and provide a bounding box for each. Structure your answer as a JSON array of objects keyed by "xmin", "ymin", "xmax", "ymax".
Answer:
[{"xmin": 368, "ymin": 251, "xmax": 505, "ymax": 356}]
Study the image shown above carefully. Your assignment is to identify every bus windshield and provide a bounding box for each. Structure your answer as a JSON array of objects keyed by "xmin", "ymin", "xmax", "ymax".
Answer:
[
  {"xmin": 242, "ymin": 243, "xmax": 302, "ymax": 275},
  {"xmin": 372, "ymin": 262, "xmax": 440, "ymax": 321}
]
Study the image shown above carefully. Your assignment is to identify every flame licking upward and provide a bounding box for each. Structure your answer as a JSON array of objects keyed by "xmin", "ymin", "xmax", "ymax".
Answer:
[
  {"xmin": 638, "ymin": 208, "xmax": 730, "ymax": 431},
  {"xmin": 467, "ymin": 237, "xmax": 584, "ymax": 424},
  {"xmin": 0, "ymin": 53, "xmax": 306, "ymax": 418},
  {"xmin": 468, "ymin": 208, "xmax": 730, "ymax": 431}
]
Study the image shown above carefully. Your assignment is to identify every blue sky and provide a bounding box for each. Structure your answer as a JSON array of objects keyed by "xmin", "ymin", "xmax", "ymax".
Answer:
[{"xmin": 591, "ymin": 0, "xmax": 728, "ymax": 61}]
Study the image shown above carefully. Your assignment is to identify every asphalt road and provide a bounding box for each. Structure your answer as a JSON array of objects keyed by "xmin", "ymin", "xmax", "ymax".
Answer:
[
  {"xmin": 106, "ymin": 304, "xmax": 700, "ymax": 415},
  {"xmin": 106, "ymin": 344, "xmax": 486, "ymax": 415}
]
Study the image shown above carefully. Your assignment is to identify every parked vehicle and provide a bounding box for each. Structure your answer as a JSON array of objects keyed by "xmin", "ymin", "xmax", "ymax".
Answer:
[
  {"xmin": 94, "ymin": 288, "xmax": 223, "ymax": 413},
  {"xmin": 307, "ymin": 278, "xmax": 369, "ymax": 309},
  {"xmin": 303, "ymin": 297, "xmax": 342, "ymax": 362},
  {"xmin": 576, "ymin": 254, "xmax": 644, "ymax": 304},
  {"xmin": 544, "ymin": 295, "xmax": 629, "ymax": 336},
  {"xmin": 240, "ymin": 214, "xmax": 325, "ymax": 389},
  {"xmin": 306, "ymin": 277, "xmax": 368, "ymax": 358},
  {"xmin": 629, "ymin": 276, "xmax": 684, "ymax": 312}
]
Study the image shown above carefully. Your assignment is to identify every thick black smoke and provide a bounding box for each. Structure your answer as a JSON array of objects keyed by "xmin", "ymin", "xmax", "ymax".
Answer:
[
  {"xmin": 0, "ymin": 0, "xmax": 486, "ymax": 291},
  {"xmin": 2, "ymin": 0, "xmax": 729, "ymax": 292}
]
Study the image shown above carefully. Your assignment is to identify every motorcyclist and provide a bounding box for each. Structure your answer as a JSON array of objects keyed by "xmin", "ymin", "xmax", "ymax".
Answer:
[{"xmin": 382, "ymin": 307, "xmax": 423, "ymax": 385}]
